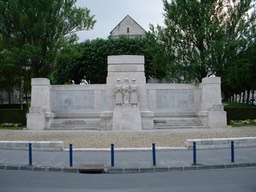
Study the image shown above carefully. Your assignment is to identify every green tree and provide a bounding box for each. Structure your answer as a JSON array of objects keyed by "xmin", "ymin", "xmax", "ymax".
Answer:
[
  {"xmin": 53, "ymin": 37, "xmax": 154, "ymax": 84},
  {"xmin": 222, "ymin": 41, "xmax": 256, "ymax": 102},
  {"xmin": 0, "ymin": 0, "xmax": 95, "ymax": 103},
  {"xmin": 149, "ymin": 0, "xmax": 256, "ymax": 83}
]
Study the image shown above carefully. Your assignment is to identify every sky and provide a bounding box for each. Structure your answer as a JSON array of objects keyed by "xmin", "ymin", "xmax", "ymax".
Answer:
[{"xmin": 75, "ymin": 0, "xmax": 164, "ymax": 41}]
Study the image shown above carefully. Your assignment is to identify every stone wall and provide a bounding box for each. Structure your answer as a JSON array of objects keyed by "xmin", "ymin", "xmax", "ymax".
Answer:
[{"xmin": 27, "ymin": 55, "xmax": 227, "ymax": 130}]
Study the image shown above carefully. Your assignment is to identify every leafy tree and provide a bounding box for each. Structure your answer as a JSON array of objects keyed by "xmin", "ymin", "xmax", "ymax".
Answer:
[
  {"xmin": 0, "ymin": 0, "xmax": 95, "ymax": 103},
  {"xmin": 222, "ymin": 41, "xmax": 256, "ymax": 102},
  {"xmin": 53, "ymin": 37, "xmax": 154, "ymax": 84},
  {"xmin": 0, "ymin": 2, "xmax": 94, "ymax": 81},
  {"xmin": 149, "ymin": 0, "xmax": 256, "ymax": 84}
]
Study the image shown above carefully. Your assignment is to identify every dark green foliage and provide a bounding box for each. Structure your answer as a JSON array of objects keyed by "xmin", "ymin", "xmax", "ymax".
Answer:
[
  {"xmin": 0, "ymin": 104, "xmax": 28, "ymax": 109},
  {"xmin": 224, "ymin": 108, "xmax": 256, "ymax": 122},
  {"xmin": 149, "ymin": 0, "xmax": 256, "ymax": 87},
  {"xmin": 0, "ymin": 109, "xmax": 26, "ymax": 125},
  {"xmin": 224, "ymin": 102, "xmax": 256, "ymax": 122},
  {"xmin": 52, "ymin": 37, "xmax": 154, "ymax": 84},
  {"xmin": 0, "ymin": 0, "xmax": 95, "ymax": 102}
]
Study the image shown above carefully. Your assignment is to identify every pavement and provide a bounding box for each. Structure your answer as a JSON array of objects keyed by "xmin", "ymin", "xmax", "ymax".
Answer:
[{"xmin": 0, "ymin": 146, "xmax": 256, "ymax": 174}]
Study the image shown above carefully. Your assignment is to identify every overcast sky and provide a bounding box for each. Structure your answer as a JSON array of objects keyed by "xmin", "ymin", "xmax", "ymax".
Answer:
[{"xmin": 75, "ymin": 0, "xmax": 164, "ymax": 41}]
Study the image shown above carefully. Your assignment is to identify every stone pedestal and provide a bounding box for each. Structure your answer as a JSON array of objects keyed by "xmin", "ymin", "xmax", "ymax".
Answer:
[
  {"xmin": 199, "ymin": 77, "xmax": 227, "ymax": 128},
  {"xmin": 112, "ymin": 105, "xmax": 142, "ymax": 131},
  {"xmin": 27, "ymin": 78, "xmax": 54, "ymax": 130}
]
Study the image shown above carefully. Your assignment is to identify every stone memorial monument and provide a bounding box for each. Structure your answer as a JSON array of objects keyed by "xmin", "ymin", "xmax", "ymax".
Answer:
[{"xmin": 27, "ymin": 55, "xmax": 227, "ymax": 130}]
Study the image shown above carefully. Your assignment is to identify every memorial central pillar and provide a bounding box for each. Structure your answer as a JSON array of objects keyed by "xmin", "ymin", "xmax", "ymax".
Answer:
[{"xmin": 101, "ymin": 55, "xmax": 154, "ymax": 130}]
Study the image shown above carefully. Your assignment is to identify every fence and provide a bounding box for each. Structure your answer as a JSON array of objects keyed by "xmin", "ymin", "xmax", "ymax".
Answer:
[{"xmin": 25, "ymin": 142, "xmax": 238, "ymax": 168}]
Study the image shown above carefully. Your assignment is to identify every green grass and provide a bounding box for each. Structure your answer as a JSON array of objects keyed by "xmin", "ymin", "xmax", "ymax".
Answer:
[
  {"xmin": 231, "ymin": 123, "xmax": 256, "ymax": 127},
  {"xmin": 224, "ymin": 102, "xmax": 256, "ymax": 108},
  {"xmin": 0, "ymin": 126, "xmax": 24, "ymax": 130}
]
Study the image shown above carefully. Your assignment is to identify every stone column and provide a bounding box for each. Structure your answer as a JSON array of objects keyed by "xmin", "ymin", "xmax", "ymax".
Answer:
[
  {"xmin": 27, "ymin": 78, "xmax": 54, "ymax": 130},
  {"xmin": 101, "ymin": 55, "xmax": 154, "ymax": 130},
  {"xmin": 198, "ymin": 77, "xmax": 227, "ymax": 128}
]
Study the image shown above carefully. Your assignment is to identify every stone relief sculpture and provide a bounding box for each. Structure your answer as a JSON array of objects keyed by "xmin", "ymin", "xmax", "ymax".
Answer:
[
  {"xmin": 122, "ymin": 78, "xmax": 131, "ymax": 105},
  {"xmin": 130, "ymin": 79, "xmax": 138, "ymax": 107},
  {"xmin": 114, "ymin": 78, "xmax": 138, "ymax": 107},
  {"xmin": 114, "ymin": 79, "xmax": 123, "ymax": 107}
]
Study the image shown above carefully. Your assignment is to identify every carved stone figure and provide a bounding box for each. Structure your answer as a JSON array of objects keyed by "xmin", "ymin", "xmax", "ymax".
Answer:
[
  {"xmin": 122, "ymin": 78, "xmax": 130, "ymax": 105},
  {"xmin": 130, "ymin": 79, "xmax": 138, "ymax": 107},
  {"xmin": 114, "ymin": 79, "xmax": 123, "ymax": 106}
]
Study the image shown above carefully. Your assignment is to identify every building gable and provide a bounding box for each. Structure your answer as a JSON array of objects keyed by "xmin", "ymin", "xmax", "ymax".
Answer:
[{"xmin": 110, "ymin": 15, "xmax": 146, "ymax": 38}]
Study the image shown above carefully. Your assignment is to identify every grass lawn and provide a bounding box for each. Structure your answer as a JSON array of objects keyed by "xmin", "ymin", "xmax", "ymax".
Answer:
[
  {"xmin": 224, "ymin": 102, "xmax": 256, "ymax": 108},
  {"xmin": 231, "ymin": 123, "xmax": 256, "ymax": 127},
  {"xmin": 0, "ymin": 126, "xmax": 24, "ymax": 130}
]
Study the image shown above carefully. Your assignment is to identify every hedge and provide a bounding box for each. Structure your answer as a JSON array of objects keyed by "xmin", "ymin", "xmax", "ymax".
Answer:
[
  {"xmin": 0, "ymin": 104, "xmax": 28, "ymax": 109},
  {"xmin": 224, "ymin": 108, "xmax": 256, "ymax": 123},
  {"xmin": 0, "ymin": 109, "xmax": 27, "ymax": 126}
]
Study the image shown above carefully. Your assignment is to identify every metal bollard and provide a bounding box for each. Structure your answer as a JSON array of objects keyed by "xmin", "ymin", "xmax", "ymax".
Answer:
[
  {"xmin": 111, "ymin": 144, "xmax": 115, "ymax": 167},
  {"xmin": 69, "ymin": 144, "xmax": 73, "ymax": 167},
  {"xmin": 152, "ymin": 143, "xmax": 156, "ymax": 166},
  {"xmin": 231, "ymin": 141, "xmax": 235, "ymax": 163},
  {"xmin": 193, "ymin": 142, "xmax": 197, "ymax": 165},
  {"xmin": 29, "ymin": 143, "xmax": 32, "ymax": 166}
]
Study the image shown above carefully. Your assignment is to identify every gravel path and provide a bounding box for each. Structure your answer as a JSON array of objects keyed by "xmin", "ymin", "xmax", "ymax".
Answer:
[{"xmin": 0, "ymin": 127, "xmax": 256, "ymax": 148}]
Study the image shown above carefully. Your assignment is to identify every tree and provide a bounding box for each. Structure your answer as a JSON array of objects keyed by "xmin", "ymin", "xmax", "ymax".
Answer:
[
  {"xmin": 0, "ymin": 0, "xmax": 95, "ymax": 103},
  {"xmin": 52, "ymin": 37, "xmax": 154, "ymax": 84},
  {"xmin": 149, "ymin": 0, "xmax": 256, "ymax": 84}
]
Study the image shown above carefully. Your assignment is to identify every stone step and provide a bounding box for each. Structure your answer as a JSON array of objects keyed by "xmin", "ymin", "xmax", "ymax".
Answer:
[
  {"xmin": 49, "ymin": 118, "xmax": 100, "ymax": 130},
  {"xmin": 154, "ymin": 118, "xmax": 204, "ymax": 129}
]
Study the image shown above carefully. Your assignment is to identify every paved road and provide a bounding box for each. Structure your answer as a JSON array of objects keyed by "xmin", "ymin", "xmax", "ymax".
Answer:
[{"xmin": 1, "ymin": 167, "xmax": 256, "ymax": 192}]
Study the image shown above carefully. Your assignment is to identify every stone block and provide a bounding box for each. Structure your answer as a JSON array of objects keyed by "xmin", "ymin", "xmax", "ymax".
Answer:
[
  {"xmin": 112, "ymin": 106, "xmax": 142, "ymax": 131},
  {"xmin": 108, "ymin": 55, "xmax": 144, "ymax": 64},
  {"xmin": 187, "ymin": 137, "xmax": 256, "ymax": 149},
  {"xmin": 0, "ymin": 141, "xmax": 64, "ymax": 151}
]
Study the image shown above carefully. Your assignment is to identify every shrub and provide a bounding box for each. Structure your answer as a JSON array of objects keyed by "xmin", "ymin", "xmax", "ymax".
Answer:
[
  {"xmin": 0, "ymin": 109, "xmax": 26, "ymax": 126},
  {"xmin": 224, "ymin": 102, "xmax": 256, "ymax": 123}
]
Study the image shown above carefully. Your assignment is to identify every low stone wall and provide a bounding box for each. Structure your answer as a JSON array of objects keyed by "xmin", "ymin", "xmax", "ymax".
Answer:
[
  {"xmin": 0, "ymin": 141, "xmax": 64, "ymax": 151},
  {"xmin": 187, "ymin": 137, "xmax": 256, "ymax": 149}
]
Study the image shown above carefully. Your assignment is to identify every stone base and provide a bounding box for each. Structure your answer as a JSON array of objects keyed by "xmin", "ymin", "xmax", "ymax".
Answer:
[
  {"xmin": 112, "ymin": 105, "xmax": 142, "ymax": 131},
  {"xmin": 141, "ymin": 111, "xmax": 154, "ymax": 130},
  {"xmin": 100, "ymin": 111, "xmax": 113, "ymax": 130},
  {"xmin": 198, "ymin": 111, "xmax": 227, "ymax": 128},
  {"xmin": 27, "ymin": 112, "xmax": 54, "ymax": 130},
  {"xmin": 208, "ymin": 111, "xmax": 227, "ymax": 128},
  {"xmin": 26, "ymin": 113, "xmax": 46, "ymax": 130}
]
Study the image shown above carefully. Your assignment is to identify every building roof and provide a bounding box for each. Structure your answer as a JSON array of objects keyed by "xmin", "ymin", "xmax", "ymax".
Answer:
[{"xmin": 109, "ymin": 15, "xmax": 146, "ymax": 38}]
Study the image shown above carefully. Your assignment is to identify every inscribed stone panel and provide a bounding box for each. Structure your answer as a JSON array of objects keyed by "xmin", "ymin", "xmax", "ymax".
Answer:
[
  {"xmin": 55, "ymin": 90, "xmax": 94, "ymax": 110},
  {"xmin": 101, "ymin": 90, "xmax": 107, "ymax": 110},
  {"xmin": 156, "ymin": 89, "xmax": 194, "ymax": 109}
]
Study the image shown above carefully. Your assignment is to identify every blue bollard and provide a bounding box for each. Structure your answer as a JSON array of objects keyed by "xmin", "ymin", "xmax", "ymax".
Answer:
[
  {"xmin": 69, "ymin": 144, "xmax": 73, "ymax": 167},
  {"xmin": 152, "ymin": 143, "xmax": 156, "ymax": 166},
  {"xmin": 29, "ymin": 143, "xmax": 32, "ymax": 166},
  {"xmin": 193, "ymin": 142, "xmax": 197, "ymax": 165},
  {"xmin": 231, "ymin": 141, "xmax": 235, "ymax": 163},
  {"xmin": 111, "ymin": 144, "xmax": 115, "ymax": 167}
]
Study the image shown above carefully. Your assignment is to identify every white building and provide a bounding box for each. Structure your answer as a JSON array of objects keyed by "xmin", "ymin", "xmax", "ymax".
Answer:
[{"xmin": 109, "ymin": 15, "xmax": 146, "ymax": 38}]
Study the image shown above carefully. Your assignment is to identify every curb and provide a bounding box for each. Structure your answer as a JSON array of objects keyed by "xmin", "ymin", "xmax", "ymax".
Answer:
[
  {"xmin": 107, "ymin": 162, "xmax": 256, "ymax": 174},
  {"xmin": 0, "ymin": 164, "xmax": 78, "ymax": 173},
  {"xmin": 1, "ymin": 162, "xmax": 256, "ymax": 174}
]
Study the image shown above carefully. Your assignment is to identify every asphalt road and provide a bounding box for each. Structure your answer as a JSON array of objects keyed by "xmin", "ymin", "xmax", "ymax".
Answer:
[{"xmin": 1, "ymin": 167, "xmax": 256, "ymax": 192}]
